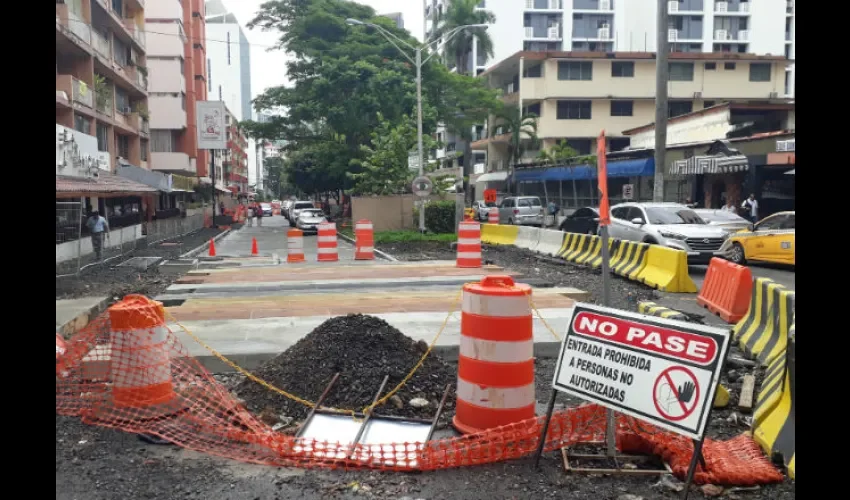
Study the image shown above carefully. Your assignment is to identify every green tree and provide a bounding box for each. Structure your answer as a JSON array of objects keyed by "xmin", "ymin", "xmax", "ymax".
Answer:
[
  {"xmin": 432, "ymin": 0, "xmax": 496, "ymax": 75},
  {"xmin": 539, "ymin": 140, "xmax": 581, "ymax": 208},
  {"xmin": 495, "ymin": 106, "xmax": 539, "ymax": 194},
  {"xmin": 348, "ymin": 114, "xmax": 418, "ymax": 196}
]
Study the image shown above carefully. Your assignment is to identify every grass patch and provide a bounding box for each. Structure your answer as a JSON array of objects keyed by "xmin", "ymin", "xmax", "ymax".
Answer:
[{"xmin": 374, "ymin": 231, "xmax": 457, "ymax": 244}]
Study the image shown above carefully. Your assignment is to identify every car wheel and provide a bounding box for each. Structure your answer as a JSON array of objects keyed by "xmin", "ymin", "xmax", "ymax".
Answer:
[
  {"xmin": 730, "ymin": 242, "xmax": 747, "ymax": 265},
  {"xmin": 643, "ymin": 238, "xmax": 658, "ymax": 245}
]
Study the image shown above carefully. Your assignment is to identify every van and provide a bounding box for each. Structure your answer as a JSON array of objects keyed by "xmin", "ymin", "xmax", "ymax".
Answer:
[{"xmin": 498, "ymin": 196, "xmax": 544, "ymax": 226}]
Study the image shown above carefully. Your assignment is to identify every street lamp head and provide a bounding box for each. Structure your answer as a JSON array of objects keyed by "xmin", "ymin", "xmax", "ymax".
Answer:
[{"xmin": 345, "ymin": 18, "xmax": 365, "ymax": 26}]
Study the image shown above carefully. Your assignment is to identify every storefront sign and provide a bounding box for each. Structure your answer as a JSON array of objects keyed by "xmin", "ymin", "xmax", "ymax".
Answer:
[
  {"xmin": 196, "ymin": 101, "xmax": 227, "ymax": 150},
  {"xmin": 56, "ymin": 124, "xmax": 109, "ymax": 177}
]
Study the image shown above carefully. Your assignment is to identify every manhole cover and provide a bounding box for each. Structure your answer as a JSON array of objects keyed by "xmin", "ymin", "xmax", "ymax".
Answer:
[{"xmin": 116, "ymin": 257, "xmax": 163, "ymax": 270}]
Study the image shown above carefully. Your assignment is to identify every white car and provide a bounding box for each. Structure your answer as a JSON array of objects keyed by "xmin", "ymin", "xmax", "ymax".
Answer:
[
  {"xmin": 608, "ymin": 202, "xmax": 729, "ymax": 265},
  {"xmin": 693, "ymin": 209, "xmax": 752, "ymax": 235},
  {"xmin": 295, "ymin": 209, "xmax": 326, "ymax": 234},
  {"xmin": 472, "ymin": 200, "xmax": 497, "ymax": 221},
  {"xmin": 288, "ymin": 201, "xmax": 315, "ymax": 222}
]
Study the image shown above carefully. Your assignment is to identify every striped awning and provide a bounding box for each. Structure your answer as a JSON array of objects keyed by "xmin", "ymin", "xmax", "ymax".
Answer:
[{"xmin": 670, "ymin": 155, "xmax": 749, "ymax": 175}]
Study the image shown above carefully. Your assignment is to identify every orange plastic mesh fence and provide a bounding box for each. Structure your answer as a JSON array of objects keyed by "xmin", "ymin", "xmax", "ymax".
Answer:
[{"xmin": 56, "ymin": 297, "xmax": 784, "ymax": 484}]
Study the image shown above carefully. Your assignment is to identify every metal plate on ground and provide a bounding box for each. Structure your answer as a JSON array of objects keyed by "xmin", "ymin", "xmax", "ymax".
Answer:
[{"xmin": 116, "ymin": 257, "xmax": 163, "ymax": 270}]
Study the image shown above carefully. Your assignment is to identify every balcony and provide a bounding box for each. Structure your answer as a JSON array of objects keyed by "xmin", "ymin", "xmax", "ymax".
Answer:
[
  {"xmin": 526, "ymin": 0, "xmax": 562, "ymax": 10},
  {"xmin": 714, "ymin": 29, "xmax": 748, "ymax": 41},
  {"xmin": 123, "ymin": 19, "xmax": 146, "ymax": 49},
  {"xmin": 56, "ymin": 4, "xmax": 92, "ymax": 49},
  {"xmin": 151, "ymin": 152, "xmax": 196, "ymax": 176},
  {"xmin": 573, "ymin": 0, "xmax": 613, "ymax": 12},
  {"xmin": 93, "ymin": 0, "xmax": 146, "ymax": 52},
  {"xmin": 57, "ymin": 75, "xmax": 95, "ymax": 111},
  {"xmin": 114, "ymin": 110, "xmax": 140, "ymax": 133},
  {"xmin": 668, "ymin": 0, "xmax": 704, "ymax": 14},
  {"xmin": 92, "ymin": 30, "xmax": 111, "ymax": 61},
  {"xmin": 96, "ymin": 91, "xmax": 114, "ymax": 118},
  {"xmin": 714, "ymin": 1, "xmax": 749, "ymax": 15}
]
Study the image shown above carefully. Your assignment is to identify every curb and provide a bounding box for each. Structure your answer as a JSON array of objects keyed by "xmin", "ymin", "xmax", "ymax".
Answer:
[
  {"xmin": 56, "ymin": 297, "xmax": 111, "ymax": 338},
  {"xmin": 336, "ymin": 232, "xmax": 399, "ymax": 262},
  {"xmin": 191, "ymin": 341, "xmax": 563, "ymax": 373},
  {"xmin": 179, "ymin": 228, "xmax": 233, "ymax": 259}
]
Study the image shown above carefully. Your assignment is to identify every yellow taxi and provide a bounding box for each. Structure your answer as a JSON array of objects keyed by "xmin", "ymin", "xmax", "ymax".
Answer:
[{"xmin": 720, "ymin": 211, "xmax": 795, "ymax": 266}]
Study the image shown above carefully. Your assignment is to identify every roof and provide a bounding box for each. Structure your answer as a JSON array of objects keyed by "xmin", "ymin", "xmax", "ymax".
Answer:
[
  {"xmin": 608, "ymin": 130, "xmax": 795, "ymax": 157},
  {"xmin": 479, "ymin": 51, "xmax": 790, "ymax": 78},
  {"xmin": 623, "ymin": 102, "xmax": 796, "ymax": 135},
  {"xmin": 56, "ymin": 173, "xmax": 159, "ymax": 197}
]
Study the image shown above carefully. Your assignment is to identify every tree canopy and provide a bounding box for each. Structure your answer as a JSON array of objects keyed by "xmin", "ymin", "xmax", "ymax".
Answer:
[{"xmin": 242, "ymin": 0, "xmax": 501, "ymax": 196}]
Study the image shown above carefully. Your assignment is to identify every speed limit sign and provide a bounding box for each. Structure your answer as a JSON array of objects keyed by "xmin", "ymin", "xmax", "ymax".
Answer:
[{"xmin": 622, "ymin": 184, "xmax": 634, "ymax": 200}]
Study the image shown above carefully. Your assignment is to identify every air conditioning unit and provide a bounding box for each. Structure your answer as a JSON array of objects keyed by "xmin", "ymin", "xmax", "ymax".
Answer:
[
  {"xmin": 693, "ymin": 91, "xmax": 702, "ymax": 99},
  {"xmin": 715, "ymin": 29, "xmax": 727, "ymax": 40},
  {"xmin": 548, "ymin": 26, "xmax": 560, "ymax": 39},
  {"xmin": 668, "ymin": 29, "xmax": 678, "ymax": 42},
  {"xmin": 524, "ymin": 26, "xmax": 534, "ymax": 38},
  {"xmin": 600, "ymin": 0, "xmax": 611, "ymax": 10},
  {"xmin": 741, "ymin": 1, "xmax": 750, "ymax": 13},
  {"xmin": 716, "ymin": 1, "xmax": 728, "ymax": 13},
  {"xmin": 668, "ymin": 1, "xmax": 678, "ymax": 13},
  {"xmin": 777, "ymin": 139, "xmax": 795, "ymax": 151},
  {"xmin": 598, "ymin": 26, "xmax": 610, "ymax": 39},
  {"xmin": 769, "ymin": 91, "xmax": 779, "ymax": 98},
  {"xmin": 121, "ymin": 106, "xmax": 132, "ymax": 114},
  {"xmin": 738, "ymin": 30, "xmax": 749, "ymax": 41}
]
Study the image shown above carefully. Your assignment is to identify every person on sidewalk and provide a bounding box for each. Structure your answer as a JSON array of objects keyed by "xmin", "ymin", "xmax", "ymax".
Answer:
[
  {"xmin": 741, "ymin": 193, "xmax": 759, "ymax": 223},
  {"xmin": 86, "ymin": 210, "xmax": 110, "ymax": 261},
  {"xmin": 254, "ymin": 202, "xmax": 263, "ymax": 227}
]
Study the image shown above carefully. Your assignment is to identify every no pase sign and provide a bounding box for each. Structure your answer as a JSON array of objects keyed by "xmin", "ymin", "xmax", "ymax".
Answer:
[{"xmin": 553, "ymin": 303, "xmax": 731, "ymax": 439}]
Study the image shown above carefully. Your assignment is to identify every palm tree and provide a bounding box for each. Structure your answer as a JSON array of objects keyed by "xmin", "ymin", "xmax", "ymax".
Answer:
[
  {"xmin": 538, "ymin": 140, "xmax": 581, "ymax": 208},
  {"xmin": 495, "ymin": 106, "xmax": 538, "ymax": 195},
  {"xmin": 433, "ymin": 0, "xmax": 496, "ymax": 75}
]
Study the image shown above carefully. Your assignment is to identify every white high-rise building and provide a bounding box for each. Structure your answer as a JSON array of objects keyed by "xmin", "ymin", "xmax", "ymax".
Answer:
[{"xmin": 426, "ymin": 0, "xmax": 794, "ymax": 96}]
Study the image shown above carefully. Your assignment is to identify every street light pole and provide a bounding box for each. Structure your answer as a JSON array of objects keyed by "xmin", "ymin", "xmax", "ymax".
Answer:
[{"xmin": 415, "ymin": 47, "xmax": 426, "ymax": 232}]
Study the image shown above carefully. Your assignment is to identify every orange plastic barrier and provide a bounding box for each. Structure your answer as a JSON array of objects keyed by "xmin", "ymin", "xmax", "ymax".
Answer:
[
  {"xmin": 317, "ymin": 222, "xmax": 339, "ymax": 262},
  {"xmin": 354, "ymin": 220, "xmax": 374, "ymax": 260},
  {"xmin": 697, "ymin": 257, "xmax": 753, "ymax": 323},
  {"xmin": 456, "ymin": 221, "xmax": 482, "ymax": 268},
  {"xmin": 56, "ymin": 299, "xmax": 784, "ymax": 485},
  {"xmin": 488, "ymin": 207, "xmax": 499, "ymax": 224},
  {"xmin": 454, "ymin": 276, "xmax": 535, "ymax": 434},
  {"xmin": 251, "ymin": 237, "xmax": 259, "ymax": 256},
  {"xmin": 287, "ymin": 228, "xmax": 305, "ymax": 263}
]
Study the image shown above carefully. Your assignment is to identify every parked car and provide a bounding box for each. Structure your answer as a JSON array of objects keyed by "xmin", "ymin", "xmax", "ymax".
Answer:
[
  {"xmin": 693, "ymin": 209, "xmax": 751, "ymax": 235},
  {"xmin": 295, "ymin": 209, "xmax": 327, "ymax": 234},
  {"xmin": 608, "ymin": 202, "xmax": 729, "ymax": 265},
  {"xmin": 498, "ymin": 196, "xmax": 544, "ymax": 226},
  {"xmin": 718, "ymin": 211, "xmax": 795, "ymax": 266},
  {"xmin": 559, "ymin": 207, "xmax": 600, "ymax": 235},
  {"xmin": 288, "ymin": 201, "xmax": 315, "ymax": 223},
  {"xmin": 281, "ymin": 200, "xmax": 294, "ymax": 220},
  {"xmin": 473, "ymin": 200, "xmax": 497, "ymax": 221},
  {"xmin": 260, "ymin": 202, "xmax": 273, "ymax": 217}
]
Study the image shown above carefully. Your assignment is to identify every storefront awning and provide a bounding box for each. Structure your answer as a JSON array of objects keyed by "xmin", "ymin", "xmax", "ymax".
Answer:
[
  {"xmin": 116, "ymin": 162, "xmax": 171, "ymax": 192},
  {"xmin": 475, "ymin": 171, "xmax": 509, "ymax": 183},
  {"xmin": 56, "ymin": 173, "xmax": 159, "ymax": 198},
  {"xmin": 669, "ymin": 155, "xmax": 749, "ymax": 175},
  {"xmin": 514, "ymin": 158, "xmax": 655, "ymax": 183}
]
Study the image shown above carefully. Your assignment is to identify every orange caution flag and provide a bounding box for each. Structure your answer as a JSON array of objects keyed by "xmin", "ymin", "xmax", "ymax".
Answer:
[{"xmin": 597, "ymin": 130, "xmax": 610, "ymax": 226}]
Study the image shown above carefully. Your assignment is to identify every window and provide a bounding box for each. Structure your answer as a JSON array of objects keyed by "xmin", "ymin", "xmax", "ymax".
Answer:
[
  {"xmin": 519, "ymin": 199, "xmax": 532, "ymax": 208},
  {"xmin": 610, "ymin": 100, "xmax": 634, "ymax": 117},
  {"xmin": 557, "ymin": 100, "xmax": 592, "ymax": 120},
  {"xmin": 669, "ymin": 62, "xmax": 694, "ymax": 81},
  {"xmin": 611, "ymin": 207, "xmax": 629, "ymax": 220},
  {"xmin": 181, "ymin": 94, "xmax": 186, "ymax": 110},
  {"xmin": 703, "ymin": 100, "xmax": 716, "ymax": 108},
  {"xmin": 573, "ymin": 208, "xmax": 595, "ymax": 219},
  {"xmin": 116, "ymin": 134, "xmax": 130, "ymax": 159},
  {"xmin": 669, "ymin": 101, "xmax": 693, "ymax": 117},
  {"xmin": 524, "ymin": 64, "xmax": 542, "ymax": 78},
  {"xmin": 611, "ymin": 61, "xmax": 634, "ymax": 77},
  {"xmin": 749, "ymin": 63, "xmax": 771, "ymax": 82},
  {"xmin": 609, "ymin": 137, "xmax": 630, "ymax": 151},
  {"xmin": 96, "ymin": 123, "xmax": 109, "ymax": 151},
  {"xmin": 111, "ymin": 0, "xmax": 123, "ymax": 17},
  {"xmin": 780, "ymin": 214, "xmax": 795, "ymax": 229},
  {"xmin": 626, "ymin": 207, "xmax": 646, "ymax": 223},
  {"xmin": 114, "ymin": 87, "xmax": 130, "ymax": 113},
  {"xmin": 524, "ymin": 102, "xmax": 541, "ymax": 117},
  {"xmin": 558, "ymin": 61, "xmax": 593, "ymax": 81},
  {"xmin": 151, "ymin": 130, "xmax": 179, "ymax": 152},
  {"xmin": 724, "ymin": 62, "xmax": 736, "ymax": 70},
  {"xmin": 501, "ymin": 199, "xmax": 514, "ymax": 208},
  {"xmin": 207, "ymin": 58, "xmax": 212, "ymax": 91},
  {"xmin": 227, "ymin": 32, "xmax": 231, "ymax": 65},
  {"xmin": 755, "ymin": 214, "xmax": 787, "ymax": 231},
  {"xmin": 113, "ymin": 38, "xmax": 130, "ymax": 67},
  {"xmin": 74, "ymin": 114, "xmax": 91, "ymax": 134},
  {"xmin": 140, "ymin": 140, "xmax": 148, "ymax": 161},
  {"xmin": 704, "ymin": 62, "xmax": 716, "ymax": 70}
]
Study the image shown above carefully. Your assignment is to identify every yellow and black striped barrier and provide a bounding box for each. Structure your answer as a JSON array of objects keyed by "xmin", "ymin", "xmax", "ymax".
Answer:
[
  {"xmin": 733, "ymin": 278, "xmax": 795, "ymax": 367},
  {"xmin": 637, "ymin": 301, "xmax": 688, "ymax": 321},
  {"xmin": 752, "ymin": 315, "xmax": 795, "ymax": 479},
  {"xmin": 610, "ymin": 240, "xmax": 650, "ymax": 280}
]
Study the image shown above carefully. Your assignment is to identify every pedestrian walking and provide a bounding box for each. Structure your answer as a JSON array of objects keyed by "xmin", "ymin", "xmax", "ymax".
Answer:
[
  {"xmin": 86, "ymin": 210, "xmax": 110, "ymax": 261},
  {"xmin": 247, "ymin": 203, "xmax": 254, "ymax": 227},
  {"xmin": 741, "ymin": 193, "xmax": 759, "ymax": 223},
  {"xmin": 254, "ymin": 202, "xmax": 263, "ymax": 227},
  {"xmin": 547, "ymin": 200, "xmax": 559, "ymax": 227}
]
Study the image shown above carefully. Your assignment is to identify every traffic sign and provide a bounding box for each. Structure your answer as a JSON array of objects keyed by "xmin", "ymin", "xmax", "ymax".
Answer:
[
  {"xmin": 622, "ymin": 184, "xmax": 634, "ymax": 200},
  {"xmin": 552, "ymin": 303, "xmax": 730, "ymax": 439},
  {"xmin": 483, "ymin": 189, "xmax": 497, "ymax": 204},
  {"xmin": 412, "ymin": 176, "xmax": 433, "ymax": 197}
]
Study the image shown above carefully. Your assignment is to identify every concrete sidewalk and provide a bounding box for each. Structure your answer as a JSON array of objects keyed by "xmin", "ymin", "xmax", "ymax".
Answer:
[{"xmin": 56, "ymin": 297, "xmax": 109, "ymax": 336}]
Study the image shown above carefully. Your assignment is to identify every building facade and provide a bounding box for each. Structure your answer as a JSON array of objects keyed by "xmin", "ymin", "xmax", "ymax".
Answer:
[
  {"xmin": 427, "ymin": 0, "xmax": 795, "ymax": 96},
  {"xmin": 209, "ymin": 105, "xmax": 249, "ymax": 197},
  {"xmin": 380, "ymin": 12, "xmax": 404, "ymax": 29},
  {"xmin": 56, "ymin": 0, "xmax": 151, "ymax": 173},
  {"xmin": 146, "ymin": 0, "xmax": 209, "ymax": 181}
]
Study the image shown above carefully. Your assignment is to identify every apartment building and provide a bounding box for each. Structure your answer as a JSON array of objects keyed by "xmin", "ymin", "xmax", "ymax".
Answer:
[
  {"xmin": 426, "ymin": 1, "xmax": 795, "ymax": 95},
  {"xmin": 472, "ymin": 51, "xmax": 788, "ymax": 175},
  {"xmin": 146, "ymin": 0, "xmax": 209, "ymax": 180},
  {"xmin": 210, "ymin": 105, "xmax": 249, "ymax": 196},
  {"xmin": 56, "ymin": 0, "xmax": 150, "ymax": 173}
]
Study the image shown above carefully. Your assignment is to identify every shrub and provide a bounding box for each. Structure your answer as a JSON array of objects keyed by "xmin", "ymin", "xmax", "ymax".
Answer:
[{"xmin": 424, "ymin": 200, "xmax": 456, "ymax": 234}]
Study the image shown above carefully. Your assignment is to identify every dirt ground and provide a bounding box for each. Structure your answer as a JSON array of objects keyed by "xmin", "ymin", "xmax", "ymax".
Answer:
[{"xmin": 55, "ymin": 227, "xmax": 226, "ymax": 300}]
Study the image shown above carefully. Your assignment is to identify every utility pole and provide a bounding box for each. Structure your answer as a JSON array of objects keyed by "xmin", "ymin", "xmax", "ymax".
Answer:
[{"xmin": 653, "ymin": 0, "xmax": 669, "ymax": 202}]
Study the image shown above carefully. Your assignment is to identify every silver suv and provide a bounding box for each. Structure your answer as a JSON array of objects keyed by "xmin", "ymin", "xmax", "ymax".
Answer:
[
  {"xmin": 288, "ymin": 201, "xmax": 316, "ymax": 222},
  {"xmin": 499, "ymin": 196, "xmax": 544, "ymax": 226},
  {"xmin": 608, "ymin": 202, "xmax": 729, "ymax": 264}
]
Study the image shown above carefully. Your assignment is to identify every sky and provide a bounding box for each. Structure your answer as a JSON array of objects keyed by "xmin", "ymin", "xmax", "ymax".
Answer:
[{"xmin": 221, "ymin": 0, "xmax": 425, "ymax": 104}]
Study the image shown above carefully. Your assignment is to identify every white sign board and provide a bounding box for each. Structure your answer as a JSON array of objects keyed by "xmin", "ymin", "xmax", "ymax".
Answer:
[
  {"xmin": 553, "ymin": 303, "xmax": 730, "ymax": 440},
  {"xmin": 196, "ymin": 100, "xmax": 227, "ymax": 150},
  {"xmin": 622, "ymin": 184, "xmax": 634, "ymax": 200}
]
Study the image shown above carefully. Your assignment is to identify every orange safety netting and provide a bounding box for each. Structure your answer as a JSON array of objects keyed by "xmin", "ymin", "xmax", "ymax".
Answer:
[{"xmin": 56, "ymin": 297, "xmax": 784, "ymax": 485}]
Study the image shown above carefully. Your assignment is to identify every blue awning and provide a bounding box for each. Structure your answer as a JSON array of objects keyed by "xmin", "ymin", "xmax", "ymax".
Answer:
[{"xmin": 514, "ymin": 158, "xmax": 655, "ymax": 183}]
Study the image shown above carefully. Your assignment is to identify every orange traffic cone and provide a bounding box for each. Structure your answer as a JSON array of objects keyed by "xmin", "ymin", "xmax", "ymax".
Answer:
[
  {"xmin": 208, "ymin": 238, "xmax": 216, "ymax": 257},
  {"xmin": 251, "ymin": 237, "xmax": 259, "ymax": 255}
]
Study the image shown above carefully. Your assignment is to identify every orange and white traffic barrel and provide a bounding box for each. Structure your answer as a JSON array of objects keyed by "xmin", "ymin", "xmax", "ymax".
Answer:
[
  {"xmin": 488, "ymin": 207, "xmax": 499, "ymax": 224},
  {"xmin": 317, "ymin": 222, "xmax": 339, "ymax": 262},
  {"xmin": 108, "ymin": 295, "xmax": 175, "ymax": 409},
  {"xmin": 453, "ymin": 275, "xmax": 535, "ymax": 434},
  {"xmin": 354, "ymin": 219, "xmax": 374, "ymax": 260},
  {"xmin": 456, "ymin": 221, "xmax": 482, "ymax": 268},
  {"xmin": 287, "ymin": 228, "xmax": 305, "ymax": 263}
]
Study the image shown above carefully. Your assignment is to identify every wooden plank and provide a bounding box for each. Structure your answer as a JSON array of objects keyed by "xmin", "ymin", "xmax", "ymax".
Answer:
[{"xmin": 738, "ymin": 374, "xmax": 756, "ymax": 411}]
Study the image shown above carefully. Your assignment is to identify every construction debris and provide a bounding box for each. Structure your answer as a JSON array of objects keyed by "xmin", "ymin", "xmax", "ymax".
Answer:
[
  {"xmin": 739, "ymin": 374, "xmax": 756, "ymax": 411},
  {"xmin": 235, "ymin": 314, "xmax": 456, "ymax": 424}
]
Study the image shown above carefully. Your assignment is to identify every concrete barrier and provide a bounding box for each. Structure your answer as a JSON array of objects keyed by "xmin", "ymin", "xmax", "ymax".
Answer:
[
  {"xmin": 560, "ymin": 234, "xmax": 592, "ymax": 263},
  {"xmin": 480, "ymin": 224, "xmax": 519, "ymax": 246},
  {"xmin": 609, "ymin": 241, "xmax": 650, "ymax": 280},
  {"xmin": 637, "ymin": 301, "xmax": 688, "ymax": 321},
  {"xmin": 733, "ymin": 278, "xmax": 795, "ymax": 367},
  {"xmin": 636, "ymin": 245, "xmax": 698, "ymax": 293},
  {"xmin": 573, "ymin": 235, "xmax": 603, "ymax": 267},
  {"xmin": 536, "ymin": 229, "xmax": 566, "ymax": 257},
  {"xmin": 514, "ymin": 226, "xmax": 541, "ymax": 252}
]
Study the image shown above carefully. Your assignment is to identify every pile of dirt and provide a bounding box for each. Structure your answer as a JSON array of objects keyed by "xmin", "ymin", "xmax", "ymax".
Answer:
[{"xmin": 235, "ymin": 314, "xmax": 456, "ymax": 425}]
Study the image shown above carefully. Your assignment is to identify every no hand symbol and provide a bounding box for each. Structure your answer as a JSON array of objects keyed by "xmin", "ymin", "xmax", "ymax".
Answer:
[{"xmin": 652, "ymin": 366, "xmax": 700, "ymax": 422}]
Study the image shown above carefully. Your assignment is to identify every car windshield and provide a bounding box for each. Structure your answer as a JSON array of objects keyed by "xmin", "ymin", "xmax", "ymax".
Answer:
[
  {"xmin": 525, "ymin": 198, "xmax": 542, "ymax": 206},
  {"xmin": 300, "ymin": 210, "xmax": 323, "ymax": 217},
  {"xmin": 485, "ymin": 202, "xmax": 496, "ymax": 207},
  {"xmin": 261, "ymin": 203, "xmax": 271, "ymax": 208},
  {"xmin": 646, "ymin": 207, "xmax": 706, "ymax": 225},
  {"xmin": 294, "ymin": 202, "xmax": 314, "ymax": 209}
]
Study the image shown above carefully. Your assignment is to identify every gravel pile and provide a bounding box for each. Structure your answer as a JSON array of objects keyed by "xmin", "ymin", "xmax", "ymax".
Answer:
[{"xmin": 235, "ymin": 314, "xmax": 455, "ymax": 425}]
